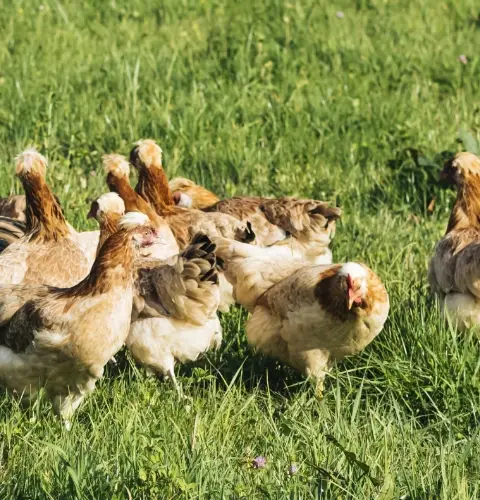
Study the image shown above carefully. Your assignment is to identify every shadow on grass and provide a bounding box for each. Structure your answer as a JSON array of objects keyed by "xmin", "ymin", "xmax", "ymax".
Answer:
[{"xmin": 367, "ymin": 147, "xmax": 455, "ymax": 214}]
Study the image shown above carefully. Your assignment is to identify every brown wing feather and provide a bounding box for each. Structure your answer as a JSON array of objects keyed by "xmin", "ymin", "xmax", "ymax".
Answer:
[
  {"xmin": 205, "ymin": 196, "xmax": 341, "ymax": 248},
  {"xmin": 428, "ymin": 228, "xmax": 480, "ymax": 296},
  {"xmin": 136, "ymin": 234, "xmax": 219, "ymax": 324},
  {"xmin": 0, "ymin": 284, "xmax": 49, "ymax": 325},
  {"xmin": 260, "ymin": 197, "xmax": 341, "ymax": 235},
  {"xmin": 0, "ymin": 195, "xmax": 26, "ymax": 221},
  {"xmin": 453, "ymin": 241, "xmax": 480, "ymax": 299}
]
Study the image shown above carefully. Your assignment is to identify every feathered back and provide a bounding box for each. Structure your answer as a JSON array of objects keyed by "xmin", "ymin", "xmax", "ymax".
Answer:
[
  {"xmin": 136, "ymin": 233, "xmax": 220, "ymax": 324},
  {"xmin": 260, "ymin": 197, "xmax": 341, "ymax": 235}
]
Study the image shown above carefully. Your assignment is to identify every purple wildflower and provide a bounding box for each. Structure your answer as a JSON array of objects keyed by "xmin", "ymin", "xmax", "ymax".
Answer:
[
  {"xmin": 458, "ymin": 55, "xmax": 468, "ymax": 65},
  {"xmin": 336, "ymin": 11, "xmax": 345, "ymax": 19},
  {"xmin": 288, "ymin": 463, "xmax": 299, "ymax": 475},
  {"xmin": 252, "ymin": 456, "xmax": 267, "ymax": 469}
]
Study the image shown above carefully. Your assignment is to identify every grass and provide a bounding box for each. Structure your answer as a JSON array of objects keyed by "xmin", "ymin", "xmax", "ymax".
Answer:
[{"xmin": 1, "ymin": 0, "xmax": 480, "ymax": 497}]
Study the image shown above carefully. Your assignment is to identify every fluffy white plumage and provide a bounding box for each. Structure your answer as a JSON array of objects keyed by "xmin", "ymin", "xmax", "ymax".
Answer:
[
  {"xmin": 134, "ymin": 139, "xmax": 163, "ymax": 168},
  {"xmin": 175, "ymin": 192, "xmax": 193, "ymax": 208},
  {"xmin": 118, "ymin": 212, "xmax": 150, "ymax": 230}
]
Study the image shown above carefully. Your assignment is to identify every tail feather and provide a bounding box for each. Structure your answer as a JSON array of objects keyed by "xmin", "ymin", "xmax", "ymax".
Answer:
[
  {"xmin": 0, "ymin": 217, "xmax": 26, "ymax": 253},
  {"xmin": 137, "ymin": 233, "xmax": 220, "ymax": 323},
  {"xmin": 260, "ymin": 197, "xmax": 341, "ymax": 235}
]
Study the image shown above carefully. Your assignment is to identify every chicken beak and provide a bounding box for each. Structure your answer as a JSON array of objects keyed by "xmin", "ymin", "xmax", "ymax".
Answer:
[
  {"xmin": 346, "ymin": 275, "xmax": 363, "ymax": 310},
  {"xmin": 348, "ymin": 290, "xmax": 355, "ymax": 310}
]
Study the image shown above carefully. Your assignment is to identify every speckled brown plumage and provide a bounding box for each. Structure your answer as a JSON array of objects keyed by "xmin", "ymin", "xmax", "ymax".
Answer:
[
  {"xmin": 127, "ymin": 233, "xmax": 222, "ymax": 387},
  {"xmin": 215, "ymin": 238, "xmax": 389, "ymax": 392},
  {"xmin": 428, "ymin": 153, "xmax": 480, "ymax": 330},
  {"xmin": 0, "ymin": 217, "xmax": 26, "ymax": 253},
  {"xmin": 169, "ymin": 178, "xmax": 341, "ymax": 256}
]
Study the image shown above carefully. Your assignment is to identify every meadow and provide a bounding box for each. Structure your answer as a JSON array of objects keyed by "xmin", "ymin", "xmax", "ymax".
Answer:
[{"xmin": 1, "ymin": 0, "xmax": 480, "ymax": 497}]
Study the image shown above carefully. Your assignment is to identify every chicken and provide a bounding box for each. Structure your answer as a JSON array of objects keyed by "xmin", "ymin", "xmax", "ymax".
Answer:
[
  {"xmin": 0, "ymin": 157, "xmax": 101, "ymax": 263},
  {"xmin": 127, "ymin": 234, "xmax": 222, "ymax": 392},
  {"xmin": 169, "ymin": 177, "xmax": 341, "ymax": 264},
  {"xmin": 0, "ymin": 149, "xmax": 92, "ymax": 287},
  {"xmin": 0, "ymin": 194, "xmax": 26, "ymax": 221},
  {"xmin": 85, "ymin": 189, "xmax": 222, "ymax": 387},
  {"xmin": 0, "ymin": 189, "xmax": 100, "ymax": 263},
  {"xmin": 103, "ymin": 153, "xmax": 180, "ymax": 260},
  {"xmin": 0, "ymin": 213, "xmax": 156, "ymax": 427},
  {"xmin": 215, "ymin": 238, "xmax": 389, "ymax": 394},
  {"xmin": 169, "ymin": 177, "xmax": 220, "ymax": 209},
  {"xmin": 428, "ymin": 152, "xmax": 480, "ymax": 331}
]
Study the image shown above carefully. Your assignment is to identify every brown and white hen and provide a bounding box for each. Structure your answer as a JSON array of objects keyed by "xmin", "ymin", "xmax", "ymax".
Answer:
[
  {"xmin": 216, "ymin": 239, "xmax": 389, "ymax": 394},
  {"xmin": 128, "ymin": 234, "xmax": 222, "ymax": 392},
  {"xmin": 0, "ymin": 213, "xmax": 156, "ymax": 427},
  {"xmin": 88, "ymin": 192, "xmax": 222, "ymax": 390}
]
